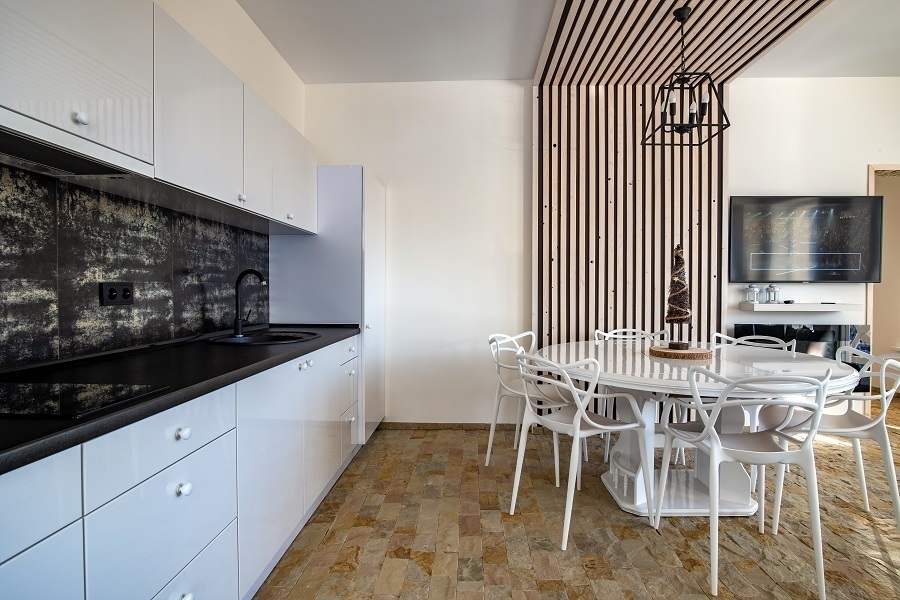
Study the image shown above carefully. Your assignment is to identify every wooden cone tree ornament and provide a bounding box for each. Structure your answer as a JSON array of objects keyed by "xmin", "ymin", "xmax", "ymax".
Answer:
[{"xmin": 665, "ymin": 244, "xmax": 692, "ymax": 324}]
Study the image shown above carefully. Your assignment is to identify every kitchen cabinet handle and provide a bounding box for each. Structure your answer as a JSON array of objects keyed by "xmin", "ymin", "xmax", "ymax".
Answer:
[
  {"xmin": 365, "ymin": 324, "xmax": 371, "ymax": 330},
  {"xmin": 175, "ymin": 482, "xmax": 193, "ymax": 497},
  {"xmin": 348, "ymin": 370, "xmax": 356, "ymax": 376},
  {"xmin": 307, "ymin": 360, "xmax": 314, "ymax": 368},
  {"xmin": 238, "ymin": 194, "xmax": 247, "ymax": 203},
  {"xmin": 180, "ymin": 594, "xmax": 194, "ymax": 600},
  {"xmin": 349, "ymin": 346, "xmax": 356, "ymax": 352},
  {"xmin": 174, "ymin": 427, "xmax": 192, "ymax": 441},
  {"xmin": 71, "ymin": 111, "xmax": 90, "ymax": 125},
  {"xmin": 300, "ymin": 361, "xmax": 308, "ymax": 370},
  {"xmin": 286, "ymin": 213, "xmax": 294, "ymax": 220},
  {"xmin": 349, "ymin": 416, "xmax": 356, "ymax": 423}
]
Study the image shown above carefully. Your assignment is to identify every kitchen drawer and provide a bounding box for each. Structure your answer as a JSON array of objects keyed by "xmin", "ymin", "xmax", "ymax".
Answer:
[
  {"xmin": 152, "ymin": 519, "xmax": 237, "ymax": 600},
  {"xmin": 84, "ymin": 430, "xmax": 236, "ymax": 600},
  {"xmin": 340, "ymin": 401, "xmax": 359, "ymax": 467},
  {"xmin": 0, "ymin": 446, "xmax": 81, "ymax": 564},
  {"xmin": 0, "ymin": 519, "xmax": 84, "ymax": 600},
  {"xmin": 339, "ymin": 335, "xmax": 359, "ymax": 362},
  {"xmin": 340, "ymin": 356, "xmax": 359, "ymax": 415},
  {"xmin": 83, "ymin": 385, "xmax": 235, "ymax": 513}
]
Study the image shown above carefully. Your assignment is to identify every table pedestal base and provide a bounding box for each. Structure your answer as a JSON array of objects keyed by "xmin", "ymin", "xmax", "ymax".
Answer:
[{"xmin": 601, "ymin": 468, "xmax": 758, "ymax": 518}]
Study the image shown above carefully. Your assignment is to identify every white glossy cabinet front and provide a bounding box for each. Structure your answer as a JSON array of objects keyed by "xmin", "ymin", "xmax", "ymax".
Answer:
[
  {"xmin": 0, "ymin": 446, "xmax": 81, "ymax": 564},
  {"xmin": 84, "ymin": 430, "xmax": 237, "ymax": 600},
  {"xmin": 236, "ymin": 356, "xmax": 305, "ymax": 599},
  {"xmin": 82, "ymin": 385, "xmax": 236, "ymax": 513},
  {"xmin": 153, "ymin": 5, "xmax": 243, "ymax": 206},
  {"xmin": 152, "ymin": 519, "xmax": 238, "ymax": 600},
  {"xmin": 0, "ymin": 520, "xmax": 84, "ymax": 600},
  {"xmin": 0, "ymin": 0, "xmax": 153, "ymax": 163},
  {"xmin": 303, "ymin": 343, "xmax": 343, "ymax": 514},
  {"xmin": 244, "ymin": 86, "xmax": 317, "ymax": 231}
]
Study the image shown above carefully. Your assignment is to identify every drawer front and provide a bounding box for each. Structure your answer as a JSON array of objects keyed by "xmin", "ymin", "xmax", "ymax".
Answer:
[
  {"xmin": 0, "ymin": 446, "xmax": 81, "ymax": 563},
  {"xmin": 152, "ymin": 519, "xmax": 237, "ymax": 600},
  {"xmin": 0, "ymin": 520, "xmax": 84, "ymax": 600},
  {"xmin": 85, "ymin": 430, "xmax": 237, "ymax": 600},
  {"xmin": 340, "ymin": 335, "xmax": 359, "ymax": 362},
  {"xmin": 83, "ymin": 385, "xmax": 235, "ymax": 513}
]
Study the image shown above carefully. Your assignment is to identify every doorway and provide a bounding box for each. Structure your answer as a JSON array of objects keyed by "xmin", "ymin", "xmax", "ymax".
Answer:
[{"xmin": 869, "ymin": 165, "xmax": 900, "ymax": 355}]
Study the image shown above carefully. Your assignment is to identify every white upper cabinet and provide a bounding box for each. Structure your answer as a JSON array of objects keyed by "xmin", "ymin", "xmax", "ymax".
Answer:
[
  {"xmin": 153, "ymin": 5, "xmax": 243, "ymax": 207},
  {"xmin": 0, "ymin": 0, "xmax": 153, "ymax": 163},
  {"xmin": 244, "ymin": 85, "xmax": 317, "ymax": 232}
]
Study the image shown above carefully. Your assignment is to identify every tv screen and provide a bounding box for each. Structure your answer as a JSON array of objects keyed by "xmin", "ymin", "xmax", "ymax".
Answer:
[{"xmin": 729, "ymin": 196, "xmax": 883, "ymax": 283}]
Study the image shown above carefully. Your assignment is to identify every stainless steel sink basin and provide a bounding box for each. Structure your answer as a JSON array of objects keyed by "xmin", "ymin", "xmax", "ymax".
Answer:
[{"xmin": 208, "ymin": 331, "xmax": 321, "ymax": 345}]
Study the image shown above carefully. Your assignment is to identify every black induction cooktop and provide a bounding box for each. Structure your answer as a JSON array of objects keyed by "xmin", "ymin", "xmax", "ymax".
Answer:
[{"xmin": 0, "ymin": 382, "xmax": 170, "ymax": 420}]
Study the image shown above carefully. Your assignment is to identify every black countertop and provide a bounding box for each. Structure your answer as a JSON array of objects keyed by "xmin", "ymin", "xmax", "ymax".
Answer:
[{"xmin": 0, "ymin": 325, "xmax": 359, "ymax": 475}]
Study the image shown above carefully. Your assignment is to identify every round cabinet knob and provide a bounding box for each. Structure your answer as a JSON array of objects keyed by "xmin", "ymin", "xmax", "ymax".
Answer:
[
  {"xmin": 300, "ymin": 361, "xmax": 309, "ymax": 370},
  {"xmin": 174, "ymin": 427, "xmax": 192, "ymax": 441},
  {"xmin": 348, "ymin": 370, "xmax": 356, "ymax": 376},
  {"xmin": 238, "ymin": 194, "xmax": 247, "ymax": 203},
  {"xmin": 71, "ymin": 112, "xmax": 90, "ymax": 125},
  {"xmin": 349, "ymin": 346, "xmax": 356, "ymax": 352},
  {"xmin": 307, "ymin": 360, "xmax": 314, "ymax": 368},
  {"xmin": 180, "ymin": 594, "xmax": 194, "ymax": 600},
  {"xmin": 365, "ymin": 324, "xmax": 371, "ymax": 330},
  {"xmin": 175, "ymin": 482, "xmax": 193, "ymax": 497},
  {"xmin": 286, "ymin": 213, "xmax": 294, "ymax": 220},
  {"xmin": 349, "ymin": 416, "xmax": 356, "ymax": 422}
]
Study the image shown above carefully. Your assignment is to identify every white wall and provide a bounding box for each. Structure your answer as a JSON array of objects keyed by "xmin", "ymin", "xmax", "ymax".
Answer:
[
  {"xmin": 154, "ymin": 0, "xmax": 306, "ymax": 133},
  {"xmin": 725, "ymin": 77, "xmax": 900, "ymax": 329},
  {"xmin": 305, "ymin": 81, "xmax": 531, "ymax": 424}
]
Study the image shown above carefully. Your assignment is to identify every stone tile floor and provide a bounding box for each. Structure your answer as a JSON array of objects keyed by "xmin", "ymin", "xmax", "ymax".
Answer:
[{"xmin": 255, "ymin": 406, "xmax": 900, "ymax": 599}]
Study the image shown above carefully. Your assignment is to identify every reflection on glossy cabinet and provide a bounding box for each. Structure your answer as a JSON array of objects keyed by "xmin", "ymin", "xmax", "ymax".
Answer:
[
  {"xmin": 0, "ymin": 0, "xmax": 153, "ymax": 163},
  {"xmin": 153, "ymin": 5, "xmax": 243, "ymax": 205},
  {"xmin": 236, "ymin": 357, "xmax": 305, "ymax": 599},
  {"xmin": 151, "ymin": 520, "xmax": 237, "ymax": 600},
  {"xmin": 303, "ymin": 344, "xmax": 342, "ymax": 514},
  {"xmin": 0, "ymin": 520, "xmax": 84, "ymax": 600},
  {"xmin": 244, "ymin": 85, "xmax": 317, "ymax": 231}
]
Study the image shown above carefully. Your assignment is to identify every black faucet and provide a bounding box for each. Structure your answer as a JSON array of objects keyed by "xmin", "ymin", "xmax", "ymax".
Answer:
[{"xmin": 234, "ymin": 269, "xmax": 267, "ymax": 337}]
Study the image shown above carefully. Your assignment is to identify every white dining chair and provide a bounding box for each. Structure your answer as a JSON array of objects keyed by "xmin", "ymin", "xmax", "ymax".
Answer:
[
  {"xmin": 711, "ymin": 331, "xmax": 798, "ymax": 487},
  {"xmin": 510, "ymin": 351, "xmax": 654, "ymax": 550},
  {"xmin": 759, "ymin": 347, "xmax": 900, "ymax": 530},
  {"xmin": 653, "ymin": 367, "xmax": 831, "ymax": 599},
  {"xmin": 595, "ymin": 327, "xmax": 694, "ymax": 465}
]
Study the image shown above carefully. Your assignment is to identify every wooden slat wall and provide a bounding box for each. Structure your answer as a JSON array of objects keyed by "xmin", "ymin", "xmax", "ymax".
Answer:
[{"xmin": 534, "ymin": 0, "xmax": 830, "ymax": 347}]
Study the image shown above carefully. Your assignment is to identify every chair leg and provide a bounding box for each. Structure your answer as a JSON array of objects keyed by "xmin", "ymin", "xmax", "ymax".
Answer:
[
  {"xmin": 582, "ymin": 437, "xmax": 589, "ymax": 463},
  {"xmin": 773, "ymin": 463, "xmax": 786, "ymax": 535},
  {"xmin": 709, "ymin": 456, "xmax": 720, "ymax": 597},
  {"xmin": 553, "ymin": 432, "xmax": 560, "ymax": 488},
  {"xmin": 800, "ymin": 456, "xmax": 827, "ymax": 600},
  {"xmin": 749, "ymin": 406, "xmax": 760, "ymax": 490},
  {"xmin": 485, "ymin": 386, "xmax": 503, "ymax": 467},
  {"xmin": 561, "ymin": 435, "xmax": 581, "ymax": 551},
  {"xmin": 874, "ymin": 427, "xmax": 900, "ymax": 529},
  {"xmin": 654, "ymin": 435, "xmax": 675, "ymax": 529},
  {"xmin": 851, "ymin": 437, "xmax": 870, "ymax": 512},
  {"xmin": 757, "ymin": 464, "xmax": 766, "ymax": 534},
  {"xmin": 509, "ymin": 413, "xmax": 534, "ymax": 515},
  {"xmin": 513, "ymin": 397, "xmax": 526, "ymax": 451},
  {"xmin": 604, "ymin": 430, "xmax": 612, "ymax": 463},
  {"xmin": 635, "ymin": 430, "xmax": 654, "ymax": 527}
]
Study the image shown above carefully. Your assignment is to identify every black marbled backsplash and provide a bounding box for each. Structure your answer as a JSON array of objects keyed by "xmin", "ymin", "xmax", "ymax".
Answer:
[{"xmin": 0, "ymin": 164, "xmax": 268, "ymax": 370}]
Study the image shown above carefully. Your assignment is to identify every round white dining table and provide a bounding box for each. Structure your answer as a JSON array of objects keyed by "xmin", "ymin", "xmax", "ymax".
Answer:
[{"xmin": 537, "ymin": 340, "xmax": 860, "ymax": 518}]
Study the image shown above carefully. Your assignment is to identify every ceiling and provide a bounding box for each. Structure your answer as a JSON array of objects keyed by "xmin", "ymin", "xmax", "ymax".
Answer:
[
  {"xmin": 236, "ymin": 0, "xmax": 556, "ymax": 84},
  {"xmin": 740, "ymin": 0, "xmax": 900, "ymax": 77},
  {"xmin": 237, "ymin": 0, "xmax": 900, "ymax": 85}
]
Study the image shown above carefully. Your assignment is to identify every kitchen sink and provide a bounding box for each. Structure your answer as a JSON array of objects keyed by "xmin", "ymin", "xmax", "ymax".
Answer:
[{"xmin": 207, "ymin": 331, "xmax": 321, "ymax": 345}]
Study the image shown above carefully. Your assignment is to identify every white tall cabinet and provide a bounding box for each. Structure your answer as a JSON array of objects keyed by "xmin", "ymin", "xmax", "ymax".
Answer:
[{"xmin": 270, "ymin": 166, "xmax": 387, "ymax": 442}]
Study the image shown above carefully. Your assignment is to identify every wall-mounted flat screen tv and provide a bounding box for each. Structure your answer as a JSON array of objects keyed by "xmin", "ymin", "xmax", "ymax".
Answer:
[{"xmin": 729, "ymin": 196, "xmax": 883, "ymax": 283}]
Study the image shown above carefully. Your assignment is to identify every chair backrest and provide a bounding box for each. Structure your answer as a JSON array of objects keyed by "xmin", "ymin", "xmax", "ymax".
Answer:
[
  {"xmin": 711, "ymin": 332, "xmax": 796, "ymax": 353},
  {"xmin": 836, "ymin": 345, "xmax": 900, "ymax": 424},
  {"xmin": 488, "ymin": 332, "xmax": 537, "ymax": 393},
  {"xmin": 678, "ymin": 366, "xmax": 830, "ymax": 452},
  {"xmin": 516, "ymin": 351, "xmax": 604, "ymax": 434},
  {"xmin": 594, "ymin": 328, "xmax": 670, "ymax": 342}
]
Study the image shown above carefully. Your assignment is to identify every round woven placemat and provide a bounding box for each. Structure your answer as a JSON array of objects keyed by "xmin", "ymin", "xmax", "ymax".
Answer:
[{"xmin": 648, "ymin": 345, "xmax": 713, "ymax": 360}]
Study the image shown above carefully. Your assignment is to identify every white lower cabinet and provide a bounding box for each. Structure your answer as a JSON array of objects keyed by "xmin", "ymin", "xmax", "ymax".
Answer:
[
  {"xmin": 340, "ymin": 401, "xmax": 359, "ymax": 466},
  {"xmin": 236, "ymin": 357, "xmax": 305, "ymax": 599},
  {"xmin": 152, "ymin": 519, "xmax": 237, "ymax": 600},
  {"xmin": 84, "ymin": 430, "xmax": 237, "ymax": 600},
  {"xmin": 0, "ymin": 520, "xmax": 84, "ymax": 600}
]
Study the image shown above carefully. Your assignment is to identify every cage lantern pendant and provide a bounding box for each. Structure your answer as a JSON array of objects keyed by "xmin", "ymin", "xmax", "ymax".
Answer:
[{"xmin": 642, "ymin": 3, "xmax": 730, "ymax": 147}]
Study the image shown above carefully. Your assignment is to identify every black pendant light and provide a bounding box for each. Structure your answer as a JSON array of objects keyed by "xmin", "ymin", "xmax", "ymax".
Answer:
[{"xmin": 642, "ymin": 2, "xmax": 730, "ymax": 147}]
